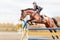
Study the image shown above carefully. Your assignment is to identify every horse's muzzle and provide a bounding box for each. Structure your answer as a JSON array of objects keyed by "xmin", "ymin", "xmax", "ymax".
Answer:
[
  {"xmin": 20, "ymin": 18, "xmax": 23, "ymax": 21},
  {"xmin": 20, "ymin": 19, "xmax": 24, "ymax": 22}
]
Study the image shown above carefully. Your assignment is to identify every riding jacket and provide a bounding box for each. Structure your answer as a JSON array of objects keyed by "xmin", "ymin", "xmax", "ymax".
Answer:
[{"xmin": 34, "ymin": 5, "xmax": 43, "ymax": 13}]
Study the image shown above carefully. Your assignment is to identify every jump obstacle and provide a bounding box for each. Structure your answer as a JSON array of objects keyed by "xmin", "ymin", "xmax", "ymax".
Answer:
[{"xmin": 22, "ymin": 20, "xmax": 60, "ymax": 40}]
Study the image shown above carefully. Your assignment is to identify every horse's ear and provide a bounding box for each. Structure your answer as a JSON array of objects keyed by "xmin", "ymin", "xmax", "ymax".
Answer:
[{"xmin": 21, "ymin": 10, "xmax": 24, "ymax": 12}]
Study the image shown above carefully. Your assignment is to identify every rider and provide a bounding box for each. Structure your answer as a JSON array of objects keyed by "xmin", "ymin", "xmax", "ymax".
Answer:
[{"xmin": 33, "ymin": 2, "xmax": 43, "ymax": 14}]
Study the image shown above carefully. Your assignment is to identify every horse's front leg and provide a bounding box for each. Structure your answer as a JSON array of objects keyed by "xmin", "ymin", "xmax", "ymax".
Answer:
[
  {"xmin": 27, "ymin": 20, "xmax": 34, "ymax": 25},
  {"xmin": 30, "ymin": 20, "xmax": 40, "ymax": 25}
]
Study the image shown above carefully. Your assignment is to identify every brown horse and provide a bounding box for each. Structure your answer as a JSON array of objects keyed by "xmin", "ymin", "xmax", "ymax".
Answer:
[
  {"xmin": 20, "ymin": 8, "xmax": 59, "ymax": 39},
  {"xmin": 20, "ymin": 8, "xmax": 56, "ymax": 28}
]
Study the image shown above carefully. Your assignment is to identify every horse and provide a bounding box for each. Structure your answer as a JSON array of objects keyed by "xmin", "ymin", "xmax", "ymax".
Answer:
[
  {"xmin": 20, "ymin": 8, "xmax": 59, "ymax": 39},
  {"xmin": 20, "ymin": 8, "xmax": 59, "ymax": 28}
]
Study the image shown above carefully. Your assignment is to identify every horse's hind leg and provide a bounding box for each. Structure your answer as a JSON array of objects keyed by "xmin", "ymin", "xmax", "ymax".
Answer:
[
  {"xmin": 52, "ymin": 35, "xmax": 55, "ymax": 39},
  {"xmin": 49, "ymin": 29, "xmax": 56, "ymax": 39},
  {"xmin": 53, "ymin": 29, "xmax": 57, "ymax": 33},
  {"xmin": 45, "ymin": 24, "xmax": 56, "ymax": 39},
  {"xmin": 56, "ymin": 35, "xmax": 59, "ymax": 39},
  {"xmin": 52, "ymin": 18, "xmax": 60, "ymax": 27},
  {"xmin": 49, "ymin": 29, "xmax": 53, "ymax": 33},
  {"xmin": 53, "ymin": 29, "xmax": 59, "ymax": 39}
]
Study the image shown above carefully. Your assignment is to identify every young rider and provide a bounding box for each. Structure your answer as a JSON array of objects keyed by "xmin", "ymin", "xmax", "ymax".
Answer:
[{"xmin": 33, "ymin": 2, "xmax": 43, "ymax": 14}]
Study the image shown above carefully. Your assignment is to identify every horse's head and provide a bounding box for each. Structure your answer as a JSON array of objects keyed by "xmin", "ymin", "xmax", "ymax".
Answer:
[
  {"xmin": 20, "ymin": 10, "xmax": 26, "ymax": 21},
  {"xmin": 20, "ymin": 8, "xmax": 35, "ymax": 21}
]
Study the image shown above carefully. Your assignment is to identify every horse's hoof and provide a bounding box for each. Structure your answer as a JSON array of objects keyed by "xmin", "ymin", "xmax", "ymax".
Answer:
[
  {"xmin": 28, "ymin": 22, "xmax": 31, "ymax": 25},
  {"xmin": 28, "ymin": 23, "xmax": 33, "ymax": 25},
  {"xmin": 52, "ymin": 35, "xmax": 55, "ymax": 39},
  {"xmin": 56, "ymin": 35, "xmax": 59, "ymax": 39}
]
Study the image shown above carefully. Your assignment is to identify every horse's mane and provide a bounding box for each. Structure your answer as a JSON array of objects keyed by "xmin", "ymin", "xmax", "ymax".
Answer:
[
  {"xmin": 21, "ymin": 8, "xmax": 34, "ymax": 15},
  {"xmin": 24, "ymin": 8, "xmax": 34, "ymax": 11}
]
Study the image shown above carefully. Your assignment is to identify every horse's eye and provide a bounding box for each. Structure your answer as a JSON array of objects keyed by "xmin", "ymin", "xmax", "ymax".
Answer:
[
  {"xmin": 21, "ymin": 12, "xmax": 23, "ymax": 15},
  {"xmin": 21, "ymin": 10, "xmax": 24, "ymax": 15},
  {"xmin": 21, "ymin": 10, "xmax": 24, "ymax": 12}
]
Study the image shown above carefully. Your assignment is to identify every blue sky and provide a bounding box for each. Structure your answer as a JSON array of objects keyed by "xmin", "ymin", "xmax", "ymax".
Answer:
[{"xmin": 0, "ymin": 0, "xmax": 60, "ymax": 24}]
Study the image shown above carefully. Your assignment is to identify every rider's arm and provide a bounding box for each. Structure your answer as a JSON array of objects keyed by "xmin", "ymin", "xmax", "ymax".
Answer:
[{"xmin": 38, "ymin": 6, "xmax": 43, "ymax": 12}]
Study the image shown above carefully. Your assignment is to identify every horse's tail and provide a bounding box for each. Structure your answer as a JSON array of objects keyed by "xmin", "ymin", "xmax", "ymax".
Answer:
[{"xmin": 52, "ymin": 18, "xmax": 60, "ymax": 27}]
